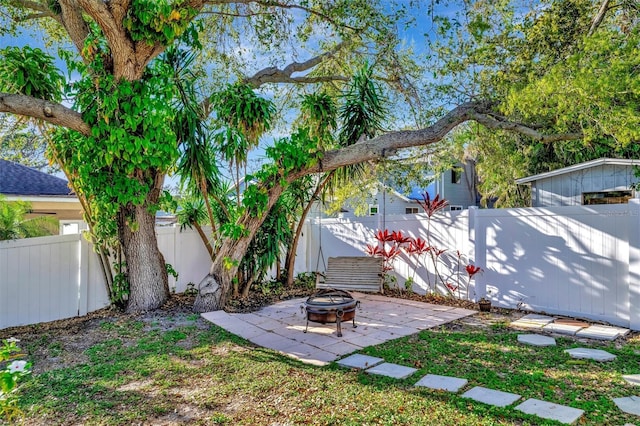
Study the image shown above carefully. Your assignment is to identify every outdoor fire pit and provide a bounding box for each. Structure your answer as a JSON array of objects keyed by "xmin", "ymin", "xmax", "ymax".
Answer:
[{"xmin": 303, "ymin": 288, "xmax": 359, "ymax": 337}]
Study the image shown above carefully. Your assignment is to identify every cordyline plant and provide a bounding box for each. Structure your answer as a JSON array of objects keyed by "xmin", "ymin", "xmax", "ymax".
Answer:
[
  {"xmin": 365, "ymin": 229, "xmax": 409, "ymax": 272},
  {"xmin": 466, "ymin": 264, "xmax": 482, "ymax": 300},
  {"xmin": 416, "ymin": 192, "xmax": 449, "ymax": 292},
  {"xmin": 365, "ymin": 193, "xmax": 482, "ymax": 297}
]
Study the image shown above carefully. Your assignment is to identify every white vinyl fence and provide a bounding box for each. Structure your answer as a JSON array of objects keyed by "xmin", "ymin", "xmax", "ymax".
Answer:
[
  {"xmin": 297, "ymin": 200, "xmax": 640, "ymax": 330},
  {"xmin": 0, "ymin": 228, "xmax": 211, "ymax": 329},
  {"xmin": 3, "ymin": 203, "xmax": 640, "ymax": 330}
]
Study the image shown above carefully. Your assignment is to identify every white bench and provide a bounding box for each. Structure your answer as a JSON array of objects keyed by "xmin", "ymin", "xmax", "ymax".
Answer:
[{"xmin": 316, "ymin": 256, "xmax": 384, "ymax": 293}]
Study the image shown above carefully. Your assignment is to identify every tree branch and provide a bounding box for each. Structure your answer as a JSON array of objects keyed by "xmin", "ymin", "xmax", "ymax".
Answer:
[
  {"xmin": 588, "ymin": 0, "xmax": 611, "ymax": 36},
  {"xmin": 469, "ymin": 112, "xmax": 583, "ymax": 143},
  {"xmin": 243, "ymin": 41, "xmax": 348, "ymax": 87},
  {"xmin": 7, "ymin": 0, "xmax": 62, "ymax": 24},
  {"xmin": 58, "ymin": 0, "xmax": 91, "ymax": 56},
  {"xmin": 201, "ymin": 0, "xmax": 362, "ymax": 31},
  {"xmin": 0, "ymin": 93, "xmax": 91, "ymax": 136},
  {"xmin": 295, "ymin": 101, "xmax": 583, "ymax": 176}
]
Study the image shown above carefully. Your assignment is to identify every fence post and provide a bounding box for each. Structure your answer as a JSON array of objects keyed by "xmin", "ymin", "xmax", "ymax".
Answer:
[
  {"xmin": 469, "ymin": 206, "xmax": 486, "ymax": 302},
  {"xmin": 77, "ymin": 235, "xmax": 90, "ymax": 316},
  {"xmin": 628, "ymin": 199, "xmax": 640, "ymax": 330}
]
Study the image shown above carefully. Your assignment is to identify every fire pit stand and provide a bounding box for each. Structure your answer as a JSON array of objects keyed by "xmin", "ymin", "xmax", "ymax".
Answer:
[{"xmin": 303, "ymin": 288, "xmax": 360, "ymax": 337}]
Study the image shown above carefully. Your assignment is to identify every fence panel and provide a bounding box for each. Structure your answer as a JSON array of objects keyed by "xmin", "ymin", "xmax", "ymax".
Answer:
[
  {"xmin": 1, "ymin": 235, "xmax": 85, "ymax": 328},
  {"xmin": 474, "ymin": 205, "xmax": 630, "ymax": 326},
  {"xmin": 303, "ymin": 204, "xmax": 634, "ymax": 328},
  {"xmin": 1, "ymin": 227, "xmax": 211, "ymax": 329},
  {"xmin": 157, "ymin": 227, "xmax": 212, "ymax": 293}
]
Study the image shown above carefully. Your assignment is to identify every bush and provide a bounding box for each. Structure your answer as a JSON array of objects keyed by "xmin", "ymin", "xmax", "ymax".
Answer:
[{"xmin": 0, "ymin": 338, "xmax": 31, "ymax": 422}]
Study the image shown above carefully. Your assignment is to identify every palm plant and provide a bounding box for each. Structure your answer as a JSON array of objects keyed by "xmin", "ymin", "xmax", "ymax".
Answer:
[
  {"xmin": 240, "ymin": 195, "xmax": 294, "ymax": 297},
  {"xmin": 210, "ymin": 83, "xmax": 276, "ymax": 204},
  {"xmin": 328, "ymin": 62, "xmax": 388, "ymax": 197},
  {"xmin": 0, "ymin": 196, "xmax": 57, "ymax": 240},
  {"xmin": 284, "ymin": 66, "xmax": 389, "ymax": 285}
]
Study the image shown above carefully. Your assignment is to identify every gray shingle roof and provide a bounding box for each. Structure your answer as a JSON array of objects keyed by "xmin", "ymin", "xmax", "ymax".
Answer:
[{"xmin": 0, "ymin": 159, "xmax": 73, "ymax": 196}]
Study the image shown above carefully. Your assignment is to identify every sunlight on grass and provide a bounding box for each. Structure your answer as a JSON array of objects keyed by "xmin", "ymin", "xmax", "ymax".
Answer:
[{"xmin": 12, "ymin": 323, "xmax": 640, "ymax": 425}]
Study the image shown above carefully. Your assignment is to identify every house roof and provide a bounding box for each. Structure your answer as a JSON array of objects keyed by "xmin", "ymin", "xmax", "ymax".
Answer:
[
  {"xmin": 0, "ymin": 159, "xmax": 73, "ymax": 196},
  {"xmin": 515, "ymin": 158, "xmax": 640, "ymax": 184}
]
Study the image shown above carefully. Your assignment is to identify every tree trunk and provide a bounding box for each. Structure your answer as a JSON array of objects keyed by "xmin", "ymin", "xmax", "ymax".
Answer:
[
  {"xmin": 118, "ymin": 203, "xmax": 169, "ymax": 313},
  {"xmin": 194, "ymin": 185, "xmax": 286, "ymax": 312},
  {"xmin": 285, "ymin": 173, "xmax": 331, "ymax": 287}
]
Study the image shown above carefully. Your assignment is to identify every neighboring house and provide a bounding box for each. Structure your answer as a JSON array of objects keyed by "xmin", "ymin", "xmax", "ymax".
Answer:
[
  {"xmin": 515, "ymin": 158, "xmax": 640, "ymax": 207},
  {"xmin": 0, "ymin": 160, "xmax": 84, "ymax": 233},
  {"xmin": 317, "ymin": 161, "xmax": 479, "ymax": 219}
]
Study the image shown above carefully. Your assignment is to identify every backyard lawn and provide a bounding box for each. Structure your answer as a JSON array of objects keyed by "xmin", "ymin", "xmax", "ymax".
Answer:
[{"xmin": 2, "ymin": 294, "xmax": 639, "ymax": 425}]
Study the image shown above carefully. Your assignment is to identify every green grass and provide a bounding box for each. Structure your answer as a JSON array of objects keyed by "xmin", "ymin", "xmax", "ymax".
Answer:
[{"xmin": 11, "ymin": 321, "xmax": 640, "ymax": 425}]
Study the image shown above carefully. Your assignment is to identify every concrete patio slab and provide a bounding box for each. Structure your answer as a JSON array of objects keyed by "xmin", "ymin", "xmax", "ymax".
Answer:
[
  {"xmin": 462, "ymin": 386, "xmax": 521, "ymax": 407},
  {"xmin": 414, "ymin": 374, "xmax": 468, "ymax": 392},
  {"xmin": 336, "ymin": 354, "xmax": 384, "ymax": 370},
  {"xmin": 201, "ymin": 292, "xmax": 476, "ymax": 365},
  {"xmin": 543, "ymin": 323, "xmax": 583, "ymax": 335},
  {"xmin": 323, "ymin": 341, "xmax": 362, "ymax": 356},
  {"xmin": 515, "ymin": 398, "xmax": 584, "ymax": 424},
  {"xmin": 365, "ymin": 362, "xmax": 417, "ymax": 379},
  {"xmin": 623, "ymin": 374, "xmax": 640, "ymax": 386},
  {"xmin": 565, "ymin": 348, "xmax": 616, "ymax": 362},
  {"xmin": 613, "ymin": 396, "xmax": 640, "ymax": 416},
  {"xmin": 517, "ymin": 334, "xmax": 556, "ymax": 347},
  {"xmin": 576, "ymin": 325, "xmax": 627, "ymax": 341}
]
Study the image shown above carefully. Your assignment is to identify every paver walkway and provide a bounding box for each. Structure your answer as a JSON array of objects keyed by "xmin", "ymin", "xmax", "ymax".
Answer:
[{"xmin": 201, "ymin": 292, "xmax": 476, "ymax": 366}]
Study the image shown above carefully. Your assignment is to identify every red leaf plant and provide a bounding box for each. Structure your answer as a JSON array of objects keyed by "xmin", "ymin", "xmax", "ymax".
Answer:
[
  {"xmin": 405, "ymin": 237, "xmax": 430, "ymax": 256},
  {"xmin": 465, "ymin": 264, "xmax": 483, "ymax": 301},
  {"xmin": 390, "ymin": 230, "xmax": 411, "ymax": 245},
  {"xmin": 375, "ymin": 229, "xmax": 395, "ymax": 242},
  {"xmin": 416, "ymin": 192, "xmax": 449, "ymax": 218},
  {"xmin": 466, "ymin": 264, "xmax": 482, "ymax": 277},
  {"xmin": 366, "ymin": 230, "xmax": 408, "ymax": 273}
]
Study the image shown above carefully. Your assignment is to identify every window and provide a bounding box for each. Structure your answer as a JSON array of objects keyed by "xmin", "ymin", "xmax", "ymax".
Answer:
[
  {"xmin": 405, "ymin": 207, "xmax": 419, "ymax": 214},
  {"xmin": 583, "ymin": 190, "xmax": 632, "ymax": 205},
  {"xmin": 450, "ymin": 205, "xmax": 463, "ymax": 211},
  {"xmin": 368, "ymin": 204, "xmax": 379, "ymax": 215},
  {"xmin": 451, "ymin": 168, "xmax": 461, "ymax": 184}
]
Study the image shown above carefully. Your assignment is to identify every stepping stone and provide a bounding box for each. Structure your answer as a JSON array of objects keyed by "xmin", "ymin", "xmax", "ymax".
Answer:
[
  {"xmin": 623, "ymin": 374, "xmax": 640, "ymax": 386},
  {"xmin": 337, "ymin": 354, "xmax": 384, "ymax": 370},
  {"xmin": 565, "ymin": 348, "xmax": 616, "ymax": 362},
  {"xmin": 515, "ymin": 398, "xmax": 584, "ymax": 424},
  {"xmin": 517, "ymin": 334, "xmax": 556, "ymax": 347},
  {"xmin": 365, "ymin": 362, "xmax": 417, "ymax": 379},
  {"xmin": 510, "ymin": 314, "xmax": 555, "ymax": 329},
  {"xmin": 576, "ymin": 325, "xmax": 626, "ymax": 341},
  {"xmin": 461, "ymin": 386, "xmax": 521, "ymax": 407},
  {"xmin": 543, "ymin": 323, "xmax": 583, "ymax": 336},
  {"xmin": 613, "ymin": 396, "xmax": 640, "ymax": 416},
  {"xmin": 414, "ymin": 374, "xmax": 468, "ymax": 392}
]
